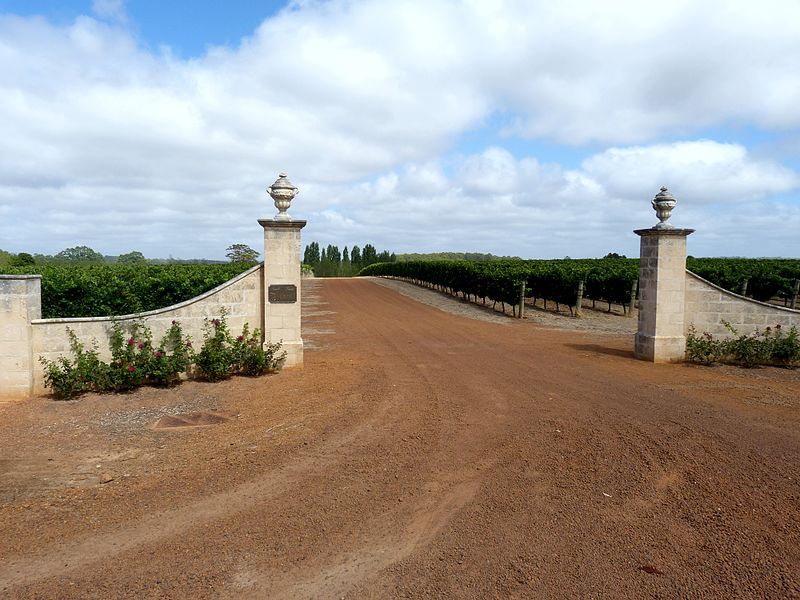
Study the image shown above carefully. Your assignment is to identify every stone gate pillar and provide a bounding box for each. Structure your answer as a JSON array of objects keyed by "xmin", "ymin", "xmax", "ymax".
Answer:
[
  {"xmin": 259, "ymin": 173, "xmax": 306, "ymax": 368},
  {"xmin": 0, "ymin": 275, "xmax": 41, "ymax": 399},
  {"xmin": 634, "ymin": 187, "xmax": 694, "ymax": 362}
]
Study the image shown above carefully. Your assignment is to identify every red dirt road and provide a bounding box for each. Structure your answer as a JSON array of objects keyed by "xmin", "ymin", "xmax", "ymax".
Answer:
[{"xmin": 1, "ymin": 278, "xmax": 799, "ymax": 598}]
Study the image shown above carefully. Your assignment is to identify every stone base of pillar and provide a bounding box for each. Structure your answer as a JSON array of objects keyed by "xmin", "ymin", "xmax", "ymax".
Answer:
[
  {"xmin": 272, "ymin": 339, "xmax": 304, "ymax": 369},
  {"xmin": 634, "ymin": 333, "xmax": 686, "ymax": 363}
]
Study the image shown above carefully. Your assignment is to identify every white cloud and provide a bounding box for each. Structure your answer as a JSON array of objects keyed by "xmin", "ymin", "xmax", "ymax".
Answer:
[
  {"xmin": 298, "ymin": 142, "xmax": 800, "ymax": 258},
  {"xmin": 91, "ymin": 0, "xmax": 128, "ymax": 24},
  {"xmin": 0, "ymin": 1, "xmax": 798, "ymax": 259},
  {"xmin": 582, "ymin": 141, "xmax": 800, "ymax": 204}
]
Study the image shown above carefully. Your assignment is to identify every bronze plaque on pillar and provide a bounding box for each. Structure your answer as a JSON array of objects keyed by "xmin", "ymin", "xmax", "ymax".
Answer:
[{"xmin": 268, "ymin": 284, "xmax": 297, "ymax": 303}]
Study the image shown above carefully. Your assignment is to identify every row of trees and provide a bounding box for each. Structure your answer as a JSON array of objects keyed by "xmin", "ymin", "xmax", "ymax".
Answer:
[
  {"xmin": 0, "ymin": 244, "xmax": 259, "ymax": 268},
  {"xmin": 303, "ymin": 242, "xmax": 396, "ymax": 277},
  {"xmin": 0, "ymin": 246, "xmax": 148, "ymax": 267}
]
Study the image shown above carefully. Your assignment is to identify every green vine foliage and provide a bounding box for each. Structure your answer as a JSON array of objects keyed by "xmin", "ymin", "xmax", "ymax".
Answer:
[
  {"xmin": 360, "ymin": 259, "xmax": 640, "ymax": 310},
  {"xmin": 686, "ymin": 321, "xmax": 800, "ymax": 368},
  {"xmin": 1, "ymin": 263, "xmax": 254, "ymax": 319}
]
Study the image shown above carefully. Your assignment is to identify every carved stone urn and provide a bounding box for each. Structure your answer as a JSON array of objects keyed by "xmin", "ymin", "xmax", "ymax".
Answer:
[
  {"xmin": 651, "ymin": 186, "xmax": 677, "ymax": 229},
  {"xmin": 267, "ymin": 172, "xmax": 298, "ymax": 221}
]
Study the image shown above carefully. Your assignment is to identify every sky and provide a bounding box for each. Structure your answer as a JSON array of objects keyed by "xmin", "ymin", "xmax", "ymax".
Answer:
[{"xmin": 0, "ymin": 0, "xmax": 798, "ymax": 260}]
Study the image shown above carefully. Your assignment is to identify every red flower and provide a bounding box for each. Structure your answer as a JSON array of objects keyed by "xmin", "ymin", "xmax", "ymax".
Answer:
[
  {"xmin": 213, "ymin": 319, "xmax": 220, "ymax": 327},
  {"xmin": 127, "ymin": 338, "xmax": 134, "ymax": 345},
  {"xmin": 776, "ymin": 324, "xmax": 782, "ymax": 330},
  {"xmin": 138, "ymin": 343, "xmax": 144, "ymax": 349},
  {"xmin": 171, "ymin": 320, "xmax": 177, "ymax": 325},
  {"xmin": 186, "ymin": 341, "xmax": 192, "ymax": 347},
  {"xmin": 156, "ymin": 351, "xmax": 162, "ymax": 358},
  {"xmin": 128, "ymin": 365, "xmax": 135, "ymax": 372},
  {"xmin": 237, "ymin": 335, "xmax": 244, "ymax": 341},
  {"xmin": 767, "ymin": 326, "xmax": 772, "ymax": 332}
]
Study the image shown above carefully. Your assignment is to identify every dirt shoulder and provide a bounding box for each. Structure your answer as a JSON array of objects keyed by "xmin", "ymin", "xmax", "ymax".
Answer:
[{"xmin": 1, "ymin": 278, "xmax": 798, "ymax": 598}]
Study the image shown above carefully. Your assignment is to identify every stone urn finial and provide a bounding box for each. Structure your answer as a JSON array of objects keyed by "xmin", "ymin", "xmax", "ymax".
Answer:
[
  {"xmin": 267, "ymin": 172, "xmax": 298, "ymax": 221},
  {"xmin": 651, "ymin": 186, "xmax": 677, "ymax": 229}
]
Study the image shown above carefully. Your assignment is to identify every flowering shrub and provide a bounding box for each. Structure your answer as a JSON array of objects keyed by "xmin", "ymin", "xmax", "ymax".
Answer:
[
  {"xmin": 685, "ymin": 327, "xmax": 725, "ymax": 365},
  {"xmin": 686, "ymin": 321, "xmax": 800, "ymax": 367},
  {"xmin": 230, "ymin": 323, "xmax": 286, "ymax": 376},
  {"xmin": 194, "ymin": 314, "xmax": 234, "ymax": 381},
  {"xmin": 40, "ymin": 328, "xmax": 106, "ymax": 399},
  {"xmin": 194, "ymin": 313, "xmax": 285, "ymax": 381},
  {"xmin": 146, "ymin": 321, "xmax": 193, "ymax": 385},
  {"xmin": 40, "ymin": 315, "xmax": 283, "ymax": 399}
]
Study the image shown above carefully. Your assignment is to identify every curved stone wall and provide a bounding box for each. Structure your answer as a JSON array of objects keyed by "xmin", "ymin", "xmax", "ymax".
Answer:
[
  {"xmin": 27, "ymin": 265, "xmax": 264, "ymax": 396},
  {"xmin": 684, "ymin": 271, "xmax": 800, "ymax": 336}
]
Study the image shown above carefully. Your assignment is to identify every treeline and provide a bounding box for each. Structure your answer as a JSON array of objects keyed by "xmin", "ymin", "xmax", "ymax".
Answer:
[
  {"xmin": 303, "ymin": 242, "xmax": 396, "ymax": 277},
  {"xmin": 0, "ymin": 245, "xmax": 228, "ymax": 267}
]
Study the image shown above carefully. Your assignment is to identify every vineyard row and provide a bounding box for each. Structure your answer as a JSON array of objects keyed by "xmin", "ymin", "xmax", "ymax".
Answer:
[
  {"xmin": 361, "ymin": 258, "xmax": 800, "ymax": 315},
  {"xmin": 1, "ymin": 258, "xmax": 798, "ymax": 319}
]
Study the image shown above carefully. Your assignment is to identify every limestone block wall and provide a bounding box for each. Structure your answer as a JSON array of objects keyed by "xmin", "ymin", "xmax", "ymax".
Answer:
[
  {"xmin": 634, "ymin": 229, "xmax": 692, "ymax": 362},
  {"xmin": 684, "ymin": 271, "xmax": 800, "ymax": 336},
  {"xmin": 261, "ymin": 220, "xmax": 306, "ymax": 368},
  {"xmin": 28, "ymin": 265, "xmax": 264, "ymax": 396},
  {"xmin": 0, "ymin": 275, "xmax": 42, "ymax": 400}
]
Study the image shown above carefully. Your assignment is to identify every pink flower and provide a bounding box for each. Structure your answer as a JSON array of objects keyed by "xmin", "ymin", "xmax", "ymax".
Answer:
[
  {"xmin": 128, "ymin": 365, "xmax": 135, "ymax": 372},
  {"xmin": 237, "ymin": 335, "xmax": 244, "ymax": 341},
  {"xmin": 127, "ymin": 338, "xmax": 134, "ymax": 345},
  {"xmin": 138, "ymin": 343, "xmax": 144, "ymax": 349},
  {"xmin": 156, "ymin": 351, "xmax": 162, "ymax": 358},
  {"xmin": 213, "ymin": 319, "xmax": 220, "ymax": 327}
]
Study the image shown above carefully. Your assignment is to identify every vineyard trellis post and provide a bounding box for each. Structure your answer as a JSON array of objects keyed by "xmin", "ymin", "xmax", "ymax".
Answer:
[
  {"xmin": 634, "ymin": 187, "xmax": 694, "ymax": 362},
  {"xmin": 259, "ymin": 173, "xmax": 307, "ymax": 368},
  {"xmin": 627, "ymin": 279, "xmax": 638, "ymax": 318},
  {"xmin": 575, "ymin": 280, "xmax": 585, "ymax": 317},
  {"xmin": 791, "ymin": 279, "xmax": 799, "ymax": 310}
]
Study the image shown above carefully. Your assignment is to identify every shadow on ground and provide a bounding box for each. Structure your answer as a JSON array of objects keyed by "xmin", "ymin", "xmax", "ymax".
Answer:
[{"xmin": 566, "ymin": 343, "xmax": 636, "ymax": 360}]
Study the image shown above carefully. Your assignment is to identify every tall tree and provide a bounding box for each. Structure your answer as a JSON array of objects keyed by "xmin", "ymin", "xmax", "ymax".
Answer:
[
  {"xmin": 351, "ymin": 245, "xmax": 361, "ymax": 265},
  {"xmin": 55, "ymin": 245, "xmax": 104, "ymax": 262},
  {"xmin": 326, "ymin": 244, "xmax": 341, "ymax": 263},
  {"xmin": 10, "ymin": 252, "xmax": 35, "ymax": 266},
  {"xmin": 362, "ymin": 244, "xmax": 377, "ymax": 265},
  {"xmin": 303, "ymin": 242, "xmax": 320, "ymax": 265},
  {"xmin": 118, "ymin": 251, "xmax": 146, "ymax": 263},
  {"xmin": 225, "ymin": 244, "xmax": 259, "ymax": 263},
  {"xmin": 341, "ymin": 246, "xmax": 351, "ymax": 276}
]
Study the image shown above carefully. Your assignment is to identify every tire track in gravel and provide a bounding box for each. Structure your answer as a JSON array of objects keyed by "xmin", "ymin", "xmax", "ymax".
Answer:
[{"xmin": 0, "ymin": 385, "xmax": 396, "ymax": 592}]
